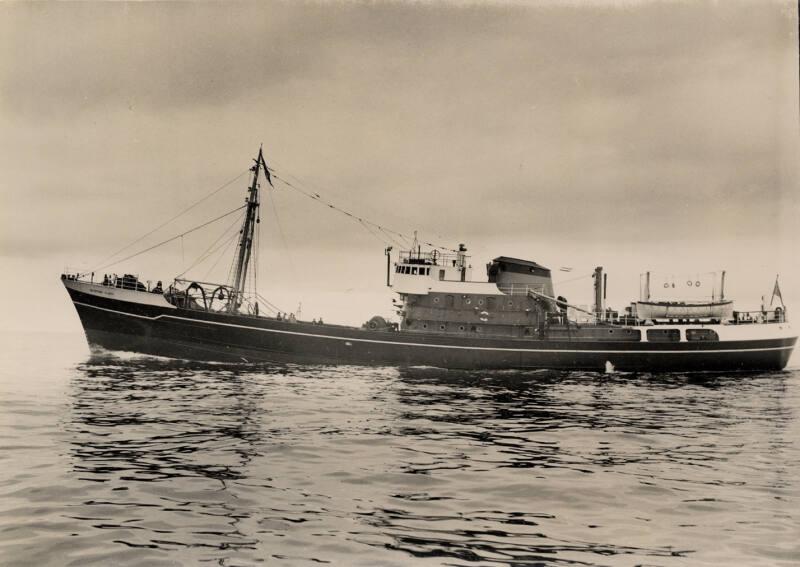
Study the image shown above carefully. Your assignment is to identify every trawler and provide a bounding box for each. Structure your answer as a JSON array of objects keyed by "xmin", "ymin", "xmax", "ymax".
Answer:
[{"xmin": 62, "ymin": 149, "xmax": 796, "ymax": 371}]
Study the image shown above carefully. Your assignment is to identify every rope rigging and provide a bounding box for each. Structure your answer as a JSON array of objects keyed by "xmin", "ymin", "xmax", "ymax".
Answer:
[
  {"xmin": 269, "ymin": 169, "xmax": 459, "ymax": 253},
  {"xmin": 91, "ymin": 168, "xmax": 250, "ymax": 272},
  {"xmin": 553, "ymin": 271, "xmax": 594, "ymax": 286},
  {"xmin": 85, "ymin": 149, "xmax": 467, "ymax": 321},
  {"xmin": 204, "ymin": 222, "xmax": 242, "ymax": 281},
  {"xmin": 175, "ymin": 210, "xmax": 245, "ymax": 279},
  {"xmin": 267, "ymin": 185, "xmax": 297, "ymax": 279},
  {"xmin": 92, "ymin": 205, "xmax": 247, "ymax": 273}
]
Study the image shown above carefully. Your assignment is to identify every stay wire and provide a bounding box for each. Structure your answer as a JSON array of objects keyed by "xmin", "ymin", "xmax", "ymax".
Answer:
[
  {"xmin": 553, "ymin": 272, "xmax": 594, "ymax": 286},
  {"xmin": 357, "ymin": 218, "xmax": 392, "ymax": 246},
  {"xmin": 199, "ymin": 226, "xmax": 242, "ymax": 280},
  {"xmin": 270, "ymin": 170, "xmax": 458, "ymax": 253},
  {"xmin": 92, "ymin": 168, "xmax": 250, "ymax": 271},
  {"xmin": 256, "ymin": 292, "xmax": 282, "ymax": 315},
  {"xmin": 93, "ymin": 205, "xmax": 247, "ymax": 273},
  {"xmin": 253, "ymin": 207, "xmax": 259, "ymax": 301},
  {"xmin": 271, "ymin": 163, "xmax": 441, "ymax": 249},
  {"xmin": 267, "ymin": 186, "xmax": 297, "ymax": 279},
  {"xmin": 175, "ymin": 210, "xmax": 245, "ymax": 279},
  {"xmin": 204, "ymin": 227, "xmax": 241, "ymax": 281}
]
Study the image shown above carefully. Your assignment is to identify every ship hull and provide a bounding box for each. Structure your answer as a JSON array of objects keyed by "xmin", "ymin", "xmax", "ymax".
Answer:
[{"xmin": 65, "ymin": 280, "xmax": 796, "ymax": 372}]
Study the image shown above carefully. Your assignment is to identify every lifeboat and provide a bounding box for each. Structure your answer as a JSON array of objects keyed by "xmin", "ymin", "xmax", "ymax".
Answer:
[{"xmin": 635, "ymin": 300, "xmax": 733, "ymax": 320}]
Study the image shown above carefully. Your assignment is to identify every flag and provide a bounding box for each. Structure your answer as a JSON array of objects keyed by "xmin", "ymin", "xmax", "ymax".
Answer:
[
  {"xmin": 261, "ymin": 154, "xmax": 273, "ymax": 187},
  {"xmin": 770, "ymin": 276, "xmax": 784, "ymax": 307}
]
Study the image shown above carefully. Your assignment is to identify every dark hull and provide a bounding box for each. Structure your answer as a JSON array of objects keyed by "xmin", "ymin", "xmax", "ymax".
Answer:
[{"xmin": 66, "ymin": 285, "xmax": 796, "ymax": 372}]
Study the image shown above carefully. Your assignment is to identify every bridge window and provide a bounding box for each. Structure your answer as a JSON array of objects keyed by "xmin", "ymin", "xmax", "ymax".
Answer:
[
  {"xmin": 439, "ymin": 269, "xmax": 445, "ymax": 280},
  {"xmin": 686, "ymin": 329, "xmax": 719, "ymax": 341}
]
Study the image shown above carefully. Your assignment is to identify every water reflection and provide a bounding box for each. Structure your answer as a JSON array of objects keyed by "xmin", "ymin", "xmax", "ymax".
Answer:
[
  {"xmin": 362, "ymin": 368, "xmax": 794, "ymax": 564},
  {"xmin": 65, "ymin": 356, "xmax": 281, "ymax": 560},
  {"xmin": 60, "ymin": 355, "xmax": 794, "ymax": 566},
  {"xmin": 69, "ymin": 355, "xmax": 267, "ymax": 483}
]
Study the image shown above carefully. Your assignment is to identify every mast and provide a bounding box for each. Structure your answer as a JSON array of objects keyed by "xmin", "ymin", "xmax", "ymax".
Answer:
[
  {"xmin": 229, "ymin": 147, "xmax": 264, "ymax": 312},
  {"xmin": 593, "ymin": 266, "xmax": 604, "ymax": 320}
]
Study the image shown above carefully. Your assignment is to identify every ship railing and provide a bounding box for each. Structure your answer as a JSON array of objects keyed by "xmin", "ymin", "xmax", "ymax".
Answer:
[
  {"xmin": 730, "ymin": 309, "xmax": 786, "ymax": 325},
  {"xmin": 398, "ymin": 250, "xmax": 466, "ymax": 267},
  {"xmin": 498, "ymin": 283, "xmax": 546, "ymax": 296},
  {"xmin": 545, "ymin": 311, "xmax": 640, "ymax": 327},
  {"xmin": 62, "ymin": 270, "xmax": 161, "ymax": 292}
]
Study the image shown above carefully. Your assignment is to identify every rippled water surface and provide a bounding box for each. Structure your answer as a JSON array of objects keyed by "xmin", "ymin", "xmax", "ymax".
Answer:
[{"xmin": 1, "ymin": 332, "xmax": 799, "ymax": 566}]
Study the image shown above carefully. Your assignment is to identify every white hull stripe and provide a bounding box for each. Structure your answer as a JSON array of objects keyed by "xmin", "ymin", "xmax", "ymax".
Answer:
[{"xmin": 73, "ymin": 301, "xmax": 796, "ymax": 355}]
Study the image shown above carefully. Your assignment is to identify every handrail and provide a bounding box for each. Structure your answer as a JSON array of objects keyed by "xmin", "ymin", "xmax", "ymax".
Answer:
[
  {"xmin": 731, "ymin": 310, "xmax": 786, "ymax": 324},
  {"xmin": 497, "ymin": 283, "xmax": 546, "ymax": 296},
  {"xmin": 173, "ymin": 277, "xmax": 232, "ymax": 290},
  {"xmin": 398, "ymin": 249, "xmax": 466, "ymax": 267}
]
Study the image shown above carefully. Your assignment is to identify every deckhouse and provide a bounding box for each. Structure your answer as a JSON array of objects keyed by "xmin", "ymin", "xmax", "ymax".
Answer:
[{"xmin": 391, "ymin": 245, "xmax": 560, "ymax": 338}]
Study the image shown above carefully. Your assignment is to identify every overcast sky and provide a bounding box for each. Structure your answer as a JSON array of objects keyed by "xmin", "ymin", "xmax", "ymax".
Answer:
[{"xmin": 1, "ymin": 0, "xmax": 797, "ymax": 332}]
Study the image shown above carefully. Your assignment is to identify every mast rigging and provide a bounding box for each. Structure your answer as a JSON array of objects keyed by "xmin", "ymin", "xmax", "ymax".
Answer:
[{"xmin": 229, "ymin": 147, "xmax": 268, "ymax": 312}]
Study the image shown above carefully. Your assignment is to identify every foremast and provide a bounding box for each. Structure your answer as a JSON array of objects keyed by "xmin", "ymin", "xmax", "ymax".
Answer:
[{"xmin": 229, "ymin": 147, "xmax": 268, "ymax": 313}]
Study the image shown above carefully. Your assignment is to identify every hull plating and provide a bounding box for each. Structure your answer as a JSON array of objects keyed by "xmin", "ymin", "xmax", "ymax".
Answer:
[{"xmin": 66, "ymin": 283, "xmax": 796, "ymax": 372}]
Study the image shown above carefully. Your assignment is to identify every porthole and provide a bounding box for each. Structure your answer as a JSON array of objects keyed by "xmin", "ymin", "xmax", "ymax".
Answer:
[
  {"xmin": 433, "ymin": 297, "xmax": 440, "ymax": 304},
  {"xmin": 508, "ymin": 300, "xmax": 514, "ymax": 307},
  {"xmin": 459, "ymin": 325, "xmax": 465, "ymax": 331},
  {"xmin": 422, "ymin": 323, "xmax": 428, "ymax": 329},
  {"xmin": 465, "ymin": 298, "xmax": 472, "ymax": 305},
  {"xmin": 477, "ymin": 299, "xmax": 484, "ymax": 306},
  {"xmin": 439, "ymin": 324, "xmax": 446, "ymax": 331}
]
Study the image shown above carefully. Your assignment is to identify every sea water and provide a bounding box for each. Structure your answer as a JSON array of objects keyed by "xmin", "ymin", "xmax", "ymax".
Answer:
[{"xmin": 0, "ymin": 331, "xmax": 798, "ymax": 566}]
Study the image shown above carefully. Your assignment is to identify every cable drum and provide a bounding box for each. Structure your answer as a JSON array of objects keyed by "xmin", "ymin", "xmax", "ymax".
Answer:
[{"xmin": 364, "ymin": 315, "xmax": 389, "ymax": 330}]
